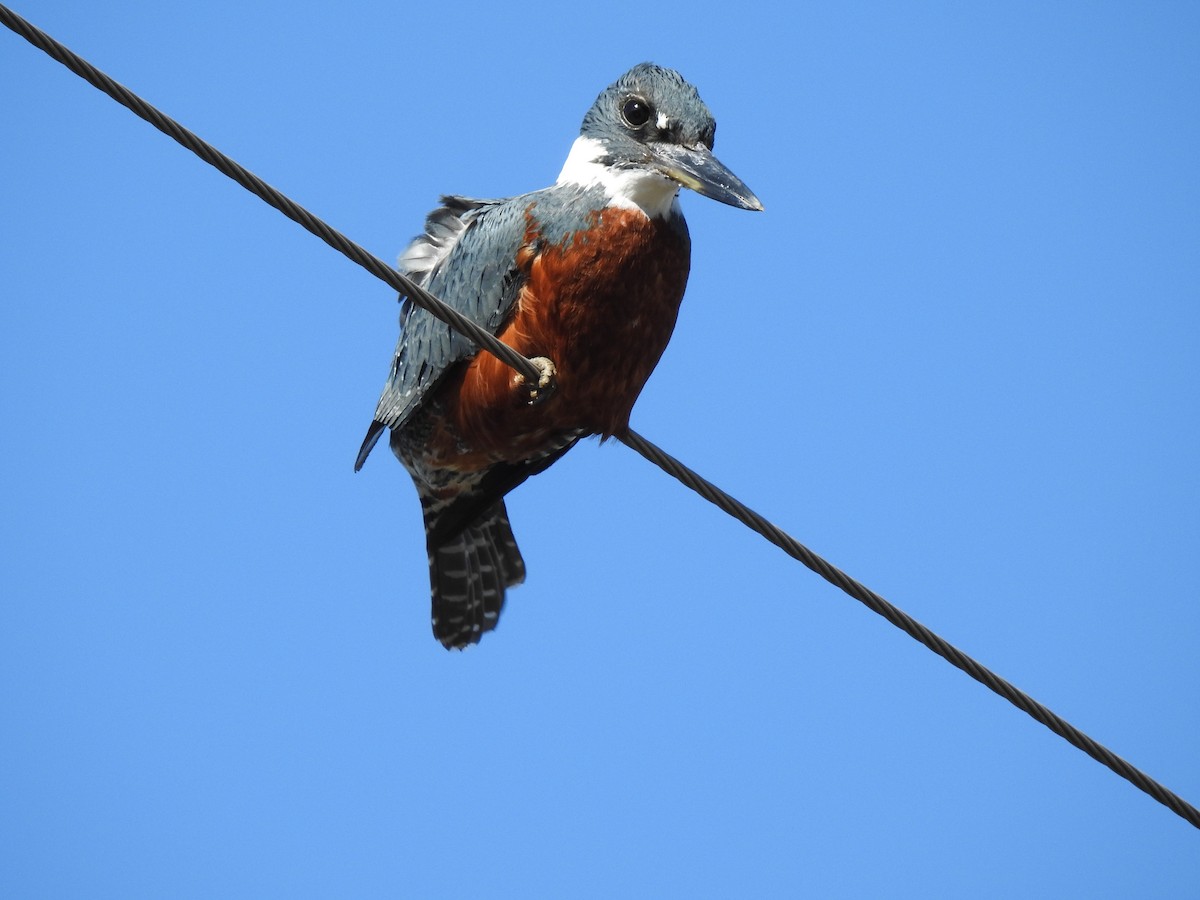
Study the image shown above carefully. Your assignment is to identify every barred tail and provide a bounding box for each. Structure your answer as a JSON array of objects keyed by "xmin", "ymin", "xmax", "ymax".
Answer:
[{"xmin": 426, "ymin": 500, "xmax": 525, "ymax": 649}]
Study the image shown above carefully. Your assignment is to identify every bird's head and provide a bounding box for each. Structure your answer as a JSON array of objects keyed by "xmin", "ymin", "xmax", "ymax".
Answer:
[{"xmin": 557, "ymin": 63, "xmax": 763, "ymax": 216}]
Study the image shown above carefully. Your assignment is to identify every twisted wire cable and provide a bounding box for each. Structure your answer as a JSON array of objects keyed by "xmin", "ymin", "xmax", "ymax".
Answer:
[
  {"xmin": 620, "ymin": 428, "xmax": 1200, "ymax": 829},
  {"xmin": 4, "ymin": 2, "xmax": 1196, "ymax": 831},
  {"xmin": 0, "ymin": 4, "xmax": 542, "ymax": 386}
]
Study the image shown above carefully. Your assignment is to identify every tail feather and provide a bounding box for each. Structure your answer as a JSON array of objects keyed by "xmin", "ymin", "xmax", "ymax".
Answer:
[{"xmin": 427, "ymin": 500, "xmax": 525, "ymax": 649}]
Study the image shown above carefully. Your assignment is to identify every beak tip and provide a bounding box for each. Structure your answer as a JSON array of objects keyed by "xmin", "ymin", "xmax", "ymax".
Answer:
[{"xmin": 654, "ymin": 143, "xmax": 763, "ymax": 213}]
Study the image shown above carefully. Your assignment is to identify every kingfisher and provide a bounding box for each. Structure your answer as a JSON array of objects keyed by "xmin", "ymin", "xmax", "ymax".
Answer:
[{"xmin": 356, "ymin": 63, "xmax": 762, "ymax": 648}]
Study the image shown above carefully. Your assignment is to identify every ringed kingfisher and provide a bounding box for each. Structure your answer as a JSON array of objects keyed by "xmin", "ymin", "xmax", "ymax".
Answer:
[{"xmin": 356, "ymin": 63, "xmax": 762, "ymax": 649}]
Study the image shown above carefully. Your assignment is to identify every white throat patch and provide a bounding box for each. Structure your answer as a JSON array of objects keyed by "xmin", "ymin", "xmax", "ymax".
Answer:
[{"xmin": 555, "ymin": 136, "xmax": 681, "ymax": 220}]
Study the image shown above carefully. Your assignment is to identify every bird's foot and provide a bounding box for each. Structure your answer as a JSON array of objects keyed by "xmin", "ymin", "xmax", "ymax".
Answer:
[{"xmin": 516, "ymin": 356, "xmax": 557, "ymax": 406}]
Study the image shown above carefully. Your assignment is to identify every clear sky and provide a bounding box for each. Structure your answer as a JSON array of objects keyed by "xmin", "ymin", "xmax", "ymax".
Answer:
[{"xmin": 3, "ymin": 2, "xmax": 1198, "ymax": 896}]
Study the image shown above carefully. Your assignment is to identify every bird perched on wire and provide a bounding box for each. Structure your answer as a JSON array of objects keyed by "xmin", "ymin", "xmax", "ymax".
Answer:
[{"xmin": 356, "ymin": 62, "xmax": 762, "ymax": 649}]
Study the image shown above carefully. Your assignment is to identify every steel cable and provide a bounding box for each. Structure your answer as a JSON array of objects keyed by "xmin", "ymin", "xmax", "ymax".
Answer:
[
  {"xmin": 4, "ymin": 2, "xmax": 1197, "ymax": 831},
  {"xmin": 620, "ymin": 428, "xmax": 1200, "ymax": 829},
  {"xmin": 0, "ymin": 4, "xmax": 542, "ymax": 386}
]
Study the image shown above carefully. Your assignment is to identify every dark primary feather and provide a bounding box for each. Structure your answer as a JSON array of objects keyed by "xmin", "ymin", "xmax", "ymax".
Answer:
[{"xmin": 354, "ymin": 195, "xmax": 527, "ymax": 471}]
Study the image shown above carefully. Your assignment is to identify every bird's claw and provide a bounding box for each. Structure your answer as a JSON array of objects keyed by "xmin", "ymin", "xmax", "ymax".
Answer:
[{"xmin": 518, "ymin": 356, "xmax": 557, "ymax": 406}]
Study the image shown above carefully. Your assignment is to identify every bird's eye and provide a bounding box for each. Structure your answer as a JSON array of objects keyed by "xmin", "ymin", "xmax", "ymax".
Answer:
[{"xmin": 621, "ymin": 97, "xmax": 652, "ymax": 128}]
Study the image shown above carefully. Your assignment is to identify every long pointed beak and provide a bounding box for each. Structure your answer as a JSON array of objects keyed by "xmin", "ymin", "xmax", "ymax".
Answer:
[{"xmin": 651, "ymin": 142, "xmax": 763, "ymax": 211}]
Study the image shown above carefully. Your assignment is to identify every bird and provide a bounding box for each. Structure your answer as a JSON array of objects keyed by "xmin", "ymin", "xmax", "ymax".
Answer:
[{"xmin": 356, "ymin": 62, "xmax": 762, "ymax": 649}]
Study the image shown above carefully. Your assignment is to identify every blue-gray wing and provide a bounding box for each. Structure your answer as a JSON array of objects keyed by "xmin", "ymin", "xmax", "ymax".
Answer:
[{"xmin": 354, "ymin": 194, "xmax": 532, "ymax": 470}]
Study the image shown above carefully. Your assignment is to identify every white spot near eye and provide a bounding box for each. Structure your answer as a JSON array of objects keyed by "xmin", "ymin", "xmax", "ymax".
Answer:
[{"xmin": 657, "ymin": 113, "xmax": 670, "ymax": 130}]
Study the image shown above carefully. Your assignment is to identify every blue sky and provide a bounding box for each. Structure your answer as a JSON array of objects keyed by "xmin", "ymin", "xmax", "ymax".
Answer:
[{"xmin": 3, "ymin": 2, "xmax": 1198, "ymax": 896}]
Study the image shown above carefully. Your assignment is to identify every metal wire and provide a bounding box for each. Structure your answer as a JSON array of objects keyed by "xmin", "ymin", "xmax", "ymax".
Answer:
[
  {"xmin": 0, "ymin": 4, "xmax": 541, "ymax": 385},
  {"xmin": 619, "ymin": 429, "xmax": 1200, "ymax": 829},
  {"xmin": 4, "ymin": 1, "xmax": 1197, "ymax": 832}
]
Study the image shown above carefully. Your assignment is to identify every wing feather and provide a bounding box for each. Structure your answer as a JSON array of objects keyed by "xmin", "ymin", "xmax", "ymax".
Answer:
[{"xmin": 355, "ymin": 193, "xmax": 535, "ymax": 470}]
